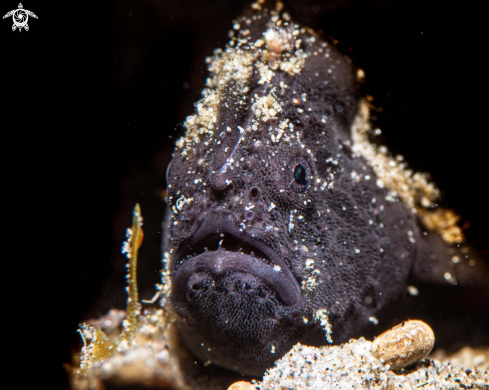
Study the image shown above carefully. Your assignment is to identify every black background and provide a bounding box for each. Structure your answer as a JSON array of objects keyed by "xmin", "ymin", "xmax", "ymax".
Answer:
[{"xmin": 2, "ymin": 0, "xmax": 488, "ymax": 388}]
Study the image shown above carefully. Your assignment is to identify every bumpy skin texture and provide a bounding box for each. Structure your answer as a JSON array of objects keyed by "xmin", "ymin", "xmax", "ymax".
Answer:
[{"xmin": 165, "ymin": 1, "xmax": 489, "ymax": 376}]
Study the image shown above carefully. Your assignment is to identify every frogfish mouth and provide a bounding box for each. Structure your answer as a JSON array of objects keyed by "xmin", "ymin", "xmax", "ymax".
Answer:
[{"xmin": 171, "ymin": 211, "xmax": 301, "ymax": 307}]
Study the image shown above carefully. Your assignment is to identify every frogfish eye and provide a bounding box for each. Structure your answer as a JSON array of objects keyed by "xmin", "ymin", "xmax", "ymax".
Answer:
[
  {"xmin": 294, "ymin": 164, "xmax": 306, "ymax": 185},
  {"xmin": 288, "ymin": 157, "xmax": 311, "ymax": 192}
]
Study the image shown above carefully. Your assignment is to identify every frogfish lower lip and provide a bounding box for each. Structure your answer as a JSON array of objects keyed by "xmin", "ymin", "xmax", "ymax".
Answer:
[
  {"xmin": 172, "ymin": 249, "xmax": 300, "ymax": 306},
  {"xmin": 171, "ymin": 211, "xmax": 302, "ymax": 306}
]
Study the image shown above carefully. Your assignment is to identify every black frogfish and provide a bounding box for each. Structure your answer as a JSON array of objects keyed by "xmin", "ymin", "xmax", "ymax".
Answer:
[{"xmin": 164, "ymin": 0, "xmax": 489, "ymax": 376}]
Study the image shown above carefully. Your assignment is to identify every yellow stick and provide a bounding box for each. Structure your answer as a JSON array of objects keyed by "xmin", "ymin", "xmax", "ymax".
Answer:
[{"xmin": 122, "ymin": 204, "xmax": 143, "ymax": 343}]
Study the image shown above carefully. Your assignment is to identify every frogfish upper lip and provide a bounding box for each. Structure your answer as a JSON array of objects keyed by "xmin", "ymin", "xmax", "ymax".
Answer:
[{"xmin": 171, "ymin": 211, "xmax": 302, "ymax": 306}]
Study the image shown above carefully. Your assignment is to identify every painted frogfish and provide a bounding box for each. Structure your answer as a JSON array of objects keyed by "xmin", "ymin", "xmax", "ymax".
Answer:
[{"xmin": 164, "ymin": 0, "xmax": 489, "ymax": 376}]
